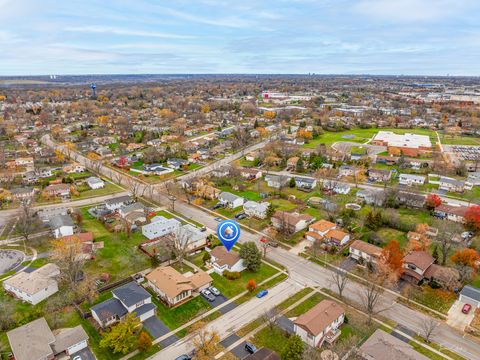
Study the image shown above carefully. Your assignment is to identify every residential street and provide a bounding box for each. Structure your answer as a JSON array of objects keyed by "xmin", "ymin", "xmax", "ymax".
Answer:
[{"xmin": 147, "ymin": 279, "xmax": 302, "ymax": 360}]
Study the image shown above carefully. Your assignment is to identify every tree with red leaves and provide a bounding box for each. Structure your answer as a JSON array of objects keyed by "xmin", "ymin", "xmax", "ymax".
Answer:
[
  {"xmin": 425, "ymin": 194, "xmax": 442, "ymax": 210},
  {"xmin": 465, "ymin": 205, "xmax": 480, "ymax": 233},
  {"xmin": 246, "ymin": 279, "xmax": 256, "ymax": 292},
  {"xmin": 378, "ymin": 240, "xmax": 404, "ymax": 284},
  {"xmin": 118, "ymin": 155, "xmax": 128, "ymax": 168}
]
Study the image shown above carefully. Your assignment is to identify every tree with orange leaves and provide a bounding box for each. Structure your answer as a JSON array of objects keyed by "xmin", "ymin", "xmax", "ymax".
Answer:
[
  {"xmin": 246, "ymin": 279, "xmax": 256, "ymax": 292},
  {"xmin": 451, "ymin": 248, "xmax": 480, "ymax": 283},
  {"xmin": 406, "ymin": 224, "xmax": 430, "ymax": 252},
  {"xmin": 378, "ymin": 240, "xmax": 404, "ymax": 284}
]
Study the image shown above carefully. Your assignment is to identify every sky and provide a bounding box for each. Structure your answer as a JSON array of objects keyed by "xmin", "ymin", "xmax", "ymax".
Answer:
[{"xmin": 1, "ymin": 0, "xmax": 480, "ymax": 76}]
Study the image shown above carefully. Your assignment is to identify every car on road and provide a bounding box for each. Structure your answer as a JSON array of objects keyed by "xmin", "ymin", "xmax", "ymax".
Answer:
[
  {"xmin": 175, "ymin": 355, "xmax": 191, "ymax": 360},
  {"xmin": 214, "ymin": 217, "xmax": 222, "ymax": 222},
  {"xmin": 256, "ymin": 290, "xmax": 268, "ymax": 298},
  {"xmin": 208, "ymin": 286, "xmax": 221, "ymax": 296},
  {"xmin": 72, "ymin": 356, "xmax": 82, "ymax": 360},
  {"xmin": 201, "ymin": 289, "xmax": 216, "ymax": 302},
  {"xmin": 200, "ymin": 226, "xmax": 207, "ymax": 232},
  {"xmin": 268, "ymin": 241, "xmax": 279, "ymax": 248},
  {"xmin": 462, "ymin": 303, "xmax": 472, "ymax": 314},
  {"xmin": 245, "ymin": 342, "xmax": 257, "ymax": 354}
]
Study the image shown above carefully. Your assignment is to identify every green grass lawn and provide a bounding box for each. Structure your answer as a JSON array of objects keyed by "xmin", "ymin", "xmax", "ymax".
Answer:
[
  {"xmin": 251, "ymin": 325, "xmax": 290, "ymax": 355},
  {"xmin": 303, "ymin": 128, "xmax": 437, "ymax": 148},
  {"xmin": 438, "ymin": 133, "xmax": 480, "ymax": 145},
  {"xmin": 285, "ymin": 292, "xmax": 325, "ymax": 317},
  {"xmin": 411, "ymin": 286, "xmax": 456, "ymax": 314},
  {"xmin": 376, "ymin": 227, "xmax": 408, "ymax": 249},
  {"xmin": 80, "ymin": 208, "xmax": 151, "ymax": 282},
  {"xmin": 148, "ymin": 289, "xmax": 217, "ymax": 330},
  {"xmin": 210, "ymin": 262, "xmax": 280, "ymax": 299},
  {"xmin": 74, "ymin": 183, "xmax": 123, "ymax": 199}
]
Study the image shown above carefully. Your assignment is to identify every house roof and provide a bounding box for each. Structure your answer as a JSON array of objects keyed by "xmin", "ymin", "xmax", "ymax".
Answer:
[
  {"xmin": 4, "ymin": 263, "xmax": 59, "ymax": 295},
  {"xmin": 105, "ymin": 195, "xmax": 131, "ymax": 206},
  {"xmin": 86, "ymin": 176, "xmax": 104, "ymax": 184},
  {"xmin": 49, "ymin": 214, "xmax": 74, "ymax": 229},
  {"xmin": 146, "ymin": 266, "xmax": 212, "ymax": 299},
  {"xmin": 51, "ymin": 325, "xmax": 89, "ymax": 354},
  {"xmin": 112, "ymin": 282, "xmax": 151, "ymax": 308},
  {"xmin": 272, "ymin": 211, "xmax": 314, "ymax": 226},
  {"xmin": 219, "ymin": 191, "xmax": 242, "ymax": 202},
  {"xmin": 403, "ymin": 251, "xmax": 434, "ymax": 271},
  {"xmin": 120, "ymin": 202, "xmax": 145, "ymax": 214},
  {"xmin": 294, "ymin": 176, "xmax": 315, "ymax": 184},
  {"xmin": 359, "ymin": 329, "xmax": 429, "ymax": 360},
  {"xmin": 460, "ymin": 285, "xmax": 480, "ymax": 302},
  {"xmin": 61, "ymin": 232, "xmax": 94, "ymax": 243},
  {"xmin": 325, "ymin": 229, "xmax": 348, "ymax": 242},
  {"xmin": 310, "ymin": 219, "xmax": 336, "ymax": 232},
  {"xmin": 435, "ymin": 204, "xmax": 468, "ymax": 217},
  {"xmin": 210, "ymin": 246, "xmax": 242, "ymax": 268},
  {"xmin": 7, "ymin": 317, "xmax": 55, "ymax": 360},
  {"xmin": 294, "ymin": 300, "xmax": 344, "ymax": 336},
  {"xmin": 350, "ymin": 240, "xmax": 382, "ymax": 258},
  {"xmin": 91, "ymin": 298, "xmax": 128, "ymax": 322}
]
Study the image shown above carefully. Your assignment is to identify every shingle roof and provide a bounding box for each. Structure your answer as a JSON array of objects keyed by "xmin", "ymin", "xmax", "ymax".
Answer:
[
  {"xmin": 359, "ymin": 329, "xmax": 429, "ymax": 360},
  {"xmin": 51, "ymin": 326, "xmax": 89, "ymax": 354},
  {"xmin": 294, "ymin": 300, "xmax": 344, "ymax": 336},
  {"xmin": 91, "ymin": 298, "xmax": 128, "ymax": 322},
  {"xmin": 7, "ymin": 318, "xmax": 55, "ymax": 360},
  {"xmin": 49, "ymin": 214, "xmax": 74, "ymax": 229},
  {"xmin": 460, "ymin": 285, "xmax": 480, "ymax": 302},
  {"xmin": 403, "ymin": 251, "xmax": 434, "ymax": 271},
  {"xmin": 112, "ymin": 282, "xmax": 151, "ymax": 308},
  {"xmin": 210, "ymin": 246, "xmax": 242, "ymax": 267}
]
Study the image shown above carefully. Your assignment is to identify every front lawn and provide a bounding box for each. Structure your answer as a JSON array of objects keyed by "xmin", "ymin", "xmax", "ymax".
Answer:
[
  {"xmin": 210, "ymin": 262, "xmax": 280, "ymax": 299},
  {"xmin": 411, "ymin": 286, "xmax": 457, "ymax": 314},
  {"xmin": 74, "ymin": 183, "xmax": 123, "ymax": 199},
  {"xmin": 80, "ymin": 208, "xmax": 151, "ymax": 282},
  {"xmin": 148, "ymin": 290, "xmax": 217, "ymax": 330},
  {"xmin": 285, "ymin": 293, "xmax": 325, "ymax": 317}
]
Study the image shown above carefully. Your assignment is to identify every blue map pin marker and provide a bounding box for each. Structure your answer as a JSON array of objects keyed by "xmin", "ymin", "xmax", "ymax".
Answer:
[{"xmin": 217, "ymin": 220, "xmax": 241, "ymax": 252}]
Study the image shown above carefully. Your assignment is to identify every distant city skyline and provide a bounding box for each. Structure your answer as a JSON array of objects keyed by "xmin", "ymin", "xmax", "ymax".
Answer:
[{"xmin": 1, "ymin": 0, "xmax": 480, "ymax": 76}]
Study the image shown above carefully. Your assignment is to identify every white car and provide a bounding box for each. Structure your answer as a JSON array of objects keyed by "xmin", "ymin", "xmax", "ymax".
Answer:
[{"xmin": 208, "ymin": 286, "xmax": 221, "ymax": 296}]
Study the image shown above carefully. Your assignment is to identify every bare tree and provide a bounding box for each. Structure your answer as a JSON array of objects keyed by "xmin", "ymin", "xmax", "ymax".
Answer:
[
  {"xmin": 51, "ymin": 235, "xmax": 86, "ymax": 291},
  {"xmin": 126, "ymin": 177, "xmax": 146, "ymax": 200},
  {"xmin": 358, "ymin": 274, "xmax": 388, "ymax": 324},
  {"xmin": 166, "ymin": 225, "xmax": 191, "ymax": 267},
  {"xmin": 420, "ymin": 317, "xmax": 439, "ymax": 343},
  {"xmin": 111, "ymin": 169, "xmax": 125, "ymax": 186},
  {"xmin": 330, "ymin": 268, "xmax": 350, "ymax": 299},
  {"xmin": 434, "ymin": 220, "xmax": 460, "ymax": 266},
  {"xmin": 15, "ymin": 202, "xmax": 39, "ymax": 253},
  {"xmin": 262, "ymin": 306, "xmax": 279, "ymax": 332},
  {"xmin": 190, "ymin": 320, "xmax": 220, "ymax": 359}
]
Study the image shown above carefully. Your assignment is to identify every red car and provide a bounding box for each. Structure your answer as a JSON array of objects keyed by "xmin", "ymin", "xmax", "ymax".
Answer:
[{"xmin": 462, "ymin": 303, "xmax": 472, "ymax": 314}]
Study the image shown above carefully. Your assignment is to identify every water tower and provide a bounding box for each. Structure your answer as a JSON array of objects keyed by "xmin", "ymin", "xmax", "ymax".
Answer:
[{"xmin": 90, "ymin": 83, "xmax": 97, "ymax": 98}]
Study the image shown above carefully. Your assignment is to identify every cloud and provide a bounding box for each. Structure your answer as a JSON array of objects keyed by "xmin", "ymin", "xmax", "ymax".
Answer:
[
  {"xmin": 64, "ymin": 25, "xmax": 195, "ymax": 39},
  {"xmin": 154, "ymin": 6, "xmax": 254, "ymax": 28},
  {"xmin": 353, "ymin": 0, "xmax": 474, "ymax": 23}
]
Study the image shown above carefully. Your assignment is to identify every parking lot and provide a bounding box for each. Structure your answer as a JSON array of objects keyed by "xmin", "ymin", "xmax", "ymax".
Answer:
[{"xmin": 451, "ymin": 145, "xmax": 480, "ymax": 161}]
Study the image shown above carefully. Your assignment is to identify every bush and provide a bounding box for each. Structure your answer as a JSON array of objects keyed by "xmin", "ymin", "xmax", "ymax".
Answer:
[
  {"xmin": 246, "ymin": 279, "xmax": 256, "ymax": 292},
  {"xmin": 223, "ymin": 270, "xmax": 241, "ymax": 280},
  {"xmin": 202, "ymin": 252, "xmax": 211, "ymax": 264},
  {"xmin": 343, "ymin": 315, "xmax": 349, "ymax": 324}
]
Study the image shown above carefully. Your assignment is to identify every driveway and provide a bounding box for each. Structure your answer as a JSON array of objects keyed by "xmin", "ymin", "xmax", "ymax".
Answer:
[
  {"xmin": 208, "ymin": 294, "xmax": 238, "ymax": 314},
  {"xmin": 143, "ymin": 317, "xmax": 171, "ymax": 340},
  {"xmin": 277, "ymin": 316, "xmax": 294, "ymax": 334},
  {"xmin": 447, "ymin": 300, "xmax": 475, "ymax": 331},
  {"xmin": 70, "ymin": 346, "xmax": 96, "ymax": 360},
  {"xmin": 339, "ymin": 257, "xmax": 357, "ymax": 271}
]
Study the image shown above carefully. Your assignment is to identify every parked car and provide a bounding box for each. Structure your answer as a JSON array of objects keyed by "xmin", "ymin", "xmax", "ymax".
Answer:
[
  {"xmin": 256, "ymin": 290, "xmax": 268, "ymax": 298},
  {"xmin": 268, "ymin": 241, "xmax": 279, "ymax": 248},
  {"xmin": 212, "ymin": 203, "xmax": 223, "ymax": 210},
  {"xmin": 175, "ymin": 355, "xmax": 191, "ymax": 360},
  {"xmin": 72, "ymin": 356, "xmax": 82, "ymax": 360},
  {"xmin": 236, "ymin": 214, "xmax": 247, "ymax": 220},
  {"xmin": 208, "ymin": 286, "xmax": 221, "ymax": 296},
  {"xmin": 200, "ymin": 226, "xmax": 207, "ymax": 232},
  {"xmin": 462, "ymin": 303, "xmax": 472, "ymax": 314},
  {"xmin": 245, "ymin": 342, "xmax": 257, "ymax": 354},
  {"xmin": 214, "ymin": 217, "xmax": 222, "ymax": 222},
  {"xmin": 462, "ymin": 231, "xmax": 474, "ymax": 240},
  {"xmin": 235, "ymin": 212, "xmax": 246, "ymax": 219},
  {"xmin": 201, "ymin": 289, "xmax": 216, "ymax": 302}
]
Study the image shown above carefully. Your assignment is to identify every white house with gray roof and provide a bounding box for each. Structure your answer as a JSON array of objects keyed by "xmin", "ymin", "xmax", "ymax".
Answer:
[
  {"xmin": 460, "ymin": 285, "xmax": 480, "ymax": 308},
  {"xmin": 243, "ymin": 200, "xmax": 270, "ymax": 219},
  {"xmin": 399, "ymin": 173, "xmax": 426, "ymax": 186},
  {"xmin": 91, "ymin": 282, "xmax": 156, "ymax": 328},
  {"xmin": 104, "ymin": 195, "xmax": 132, "ymax": 211},
  {"xmin": 142, "ymin": 215, "xmax": 181, "ymax": 240},
  {"xmin": 86, "ymin": 176, "xmax": 105, "ymax": 189},
  {"xmin": 218, "ymin": 191, "xmax": 244, "ymax": 208},
  {"xmin": 3, "ymin": 263, "xmax": 60, "ymax": 305},
  {"xmin": 49, "ymin": 214, "xmax": 75, "ymax": 238}
]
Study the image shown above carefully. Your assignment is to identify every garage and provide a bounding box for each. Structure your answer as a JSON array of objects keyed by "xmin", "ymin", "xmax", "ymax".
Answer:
[
  {"xmin": 137, "ymin": 303, "xmax": 157, "ymax": 322},
  {"xmin": 459, "ymin": 285, "xmax": 480, "ymax": 307}
]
